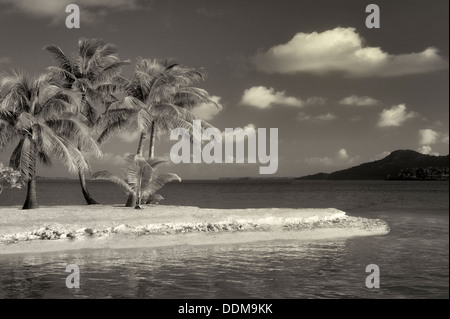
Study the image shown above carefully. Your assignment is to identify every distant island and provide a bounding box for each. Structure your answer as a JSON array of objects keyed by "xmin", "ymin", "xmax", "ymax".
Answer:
[{"xmin": 297, "ymin": 150, "xmax": 449, "ymax": 181}]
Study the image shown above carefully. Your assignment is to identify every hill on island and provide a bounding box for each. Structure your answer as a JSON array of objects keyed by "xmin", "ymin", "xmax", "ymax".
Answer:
[{"xmin": 297, "ymin": 150, "xmax": 450, "ymax": 180}]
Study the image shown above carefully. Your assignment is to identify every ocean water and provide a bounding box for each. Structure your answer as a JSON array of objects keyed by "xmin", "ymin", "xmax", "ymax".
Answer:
[{"xmin": 0, "ymin": 180, "xmax": 448, "ymax": 299}]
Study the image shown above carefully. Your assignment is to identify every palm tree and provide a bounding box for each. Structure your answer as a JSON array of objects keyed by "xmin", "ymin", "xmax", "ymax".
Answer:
[
  {"xmin": 0, "ymin": 71, "xmax": 101, "ymax": 209},
  {"xmin": 92, "ymin": 154, "xmax": 181, "ymax": 209},
  {"xmin": 44, "ymin": 38, "xmax": 130, "ymax": 205},
  {"xmin": 97, "ymin": 58, "xmax": 220, "ymax": 206}
]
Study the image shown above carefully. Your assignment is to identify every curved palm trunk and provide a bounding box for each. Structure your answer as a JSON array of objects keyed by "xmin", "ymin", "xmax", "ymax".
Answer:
[
  {"xmin": 78, "ymin": 171, "xmax": 99, "ymax": 205},
  {"xmin": 22, "ymin": 144, "xmax": 38, "ymax": 210},
  {"xmin": 78, "ymin": 93, "xmax": 100, "ymax": 205},
  {"xmin": 125, "ymin": 133, "xmax": 146, "ymax": 207}
]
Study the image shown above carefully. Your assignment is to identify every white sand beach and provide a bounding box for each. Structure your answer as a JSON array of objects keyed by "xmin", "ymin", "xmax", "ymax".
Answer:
[{"xmin": 0, "ymin": 205, "xmax": 390, "ymax": 255}]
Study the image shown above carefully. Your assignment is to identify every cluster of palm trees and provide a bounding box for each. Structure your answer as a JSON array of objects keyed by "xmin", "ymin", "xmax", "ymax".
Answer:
[{"xmin": 0, "ymin": 38, "xmax": 220, "ymax": 209}]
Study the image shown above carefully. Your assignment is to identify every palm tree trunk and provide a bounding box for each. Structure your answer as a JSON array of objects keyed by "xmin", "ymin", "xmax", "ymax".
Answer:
[
  {"xmin": 125, "ymin": 132, "xmax": 146, "ymax": 207},
  {"xmin": 145, "ymin": 121, "xmax": 157, "ymax": 204},
  {"xmin": 78, "ymin": 171, "xmax": 99, "ymax": 205},
  {"xmin": 137, "ymin": 133, "xmax": 146, "ymax": 156},
  {"xmin": 22, "ymin": 177, "xmax": 38, "ymax": 210},
  {"xmin": 77, "ymin": 92, "xmax": 100, "ymax": 205},
  {"xmin": 22, "ymin": 143, "xmax": 38, "ymax": 210},
  {"xmin": 148, "ymin": 121, "xmax": 156, "ymax": 159},
  {"xmin": 77, "ymin": 145, "xmax": 99, "ymax": 205}
]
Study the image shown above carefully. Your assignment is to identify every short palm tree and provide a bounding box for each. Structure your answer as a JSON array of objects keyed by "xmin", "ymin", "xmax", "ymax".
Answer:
[
  {"xmin": 92, "ymin": 154, "xmax": 181, "ymax": 209},
  {"xmin": 0, "ymin": 71, "xmax": 101, "ymax": 209},
  {"xmin": 97, "ymin": 58, "xmax": 220, "ymax": 206},
  {"xmin": 44, "ymin": 38, "xmax": 130, "ymax": 205}
]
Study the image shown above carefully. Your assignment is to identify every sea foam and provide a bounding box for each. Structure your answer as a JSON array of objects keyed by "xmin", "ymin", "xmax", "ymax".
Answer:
[{"xmin": 0, "ymin": 207, "xmax": 389, "ymax": 251}]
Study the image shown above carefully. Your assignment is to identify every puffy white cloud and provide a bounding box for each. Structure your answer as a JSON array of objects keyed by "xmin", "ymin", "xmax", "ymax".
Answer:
[
  {"xmin": 297, "ymin": 112, "xmax": 337, "ymax": 122},
  {"xmin": 443, "ymin": 135, "xmax": 449, "ymax": 144},
  {"xmin": 240, "ymin": 86, "xmax": 303, "ymax": 108},
  {"xmin": 337, "ymin": 148, "xmax": 349, "ymax": 160},
  {"xmin": 240, "ymin": 86, "xmax": 327, "ymax": 109},
  {"xmin": 0, "ymin": 0, "xmax": 141, "ymax": 24},
  {"xmin": 191, "ymin": 95, "xmax": 222, "ymax": 121},
  {"xmin": 252, "ymin": 27, "xmax": 448, "ymax": 77},
  {"xmin": 377, "ymin": 104, "xmax": 417, "ymax": 127},
  {"xmin": 339, "ymin": 95, "xmax": 381, "ymax": 106},
  {"xmin": 417, "ymin": 145, "xmax": 440, "ymax": 156},
  {"xmin": 419, "ymin": 129, "xmax": 440, "ymax": 145}
]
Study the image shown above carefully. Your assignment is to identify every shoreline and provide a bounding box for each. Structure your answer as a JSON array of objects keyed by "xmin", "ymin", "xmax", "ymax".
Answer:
[{"xmin": 0, "ymin": 205, "xmax": 390, "ymax": 255}]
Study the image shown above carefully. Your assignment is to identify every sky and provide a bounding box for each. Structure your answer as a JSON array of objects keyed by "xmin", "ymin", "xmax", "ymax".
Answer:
[{"xmin": 0, "ymin": 0, "xmax": 448, "ymax": 179}]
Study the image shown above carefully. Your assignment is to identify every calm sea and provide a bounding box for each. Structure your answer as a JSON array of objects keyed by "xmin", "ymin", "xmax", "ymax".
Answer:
[{"xmin": 0, "ymin": 180, "xmax": 448, "ymax": 299}]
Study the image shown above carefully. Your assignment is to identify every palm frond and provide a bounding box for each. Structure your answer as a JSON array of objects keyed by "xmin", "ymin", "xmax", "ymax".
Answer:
[
  {"xmin": 147, "ymin": 157, "xmax": 168, "ymax": 169},
  {"xmin": 95, "ymin": 60, "xmax": 131, "ymax": 84},
  {"xmin": 44, "ymin": 118, "xmax": 102, "ymax": 157},
  {"xmin": 91, "ymin": 171, "xmax": 132, "ymax": 194},
  {"xmin": 96, "ymin": 117, "xmax": 131, "ymax": 145},
  {"xmin": 9, "ymin": 139, "xmax": 24, "ymax": 169},
  {"xmin": 125, "ymin": 154, "xmax": 149, "ymax": 185},
  {"xmin": 141, "ymin": 173, "xmax": 181, "ymax": 197},
  {"xmin": 19, "ymin": 137, "xmax": 36, "ymax": 180},
  {"xmin": 43, "ymin": 45, "xmax": 73, "ymax": 73}
]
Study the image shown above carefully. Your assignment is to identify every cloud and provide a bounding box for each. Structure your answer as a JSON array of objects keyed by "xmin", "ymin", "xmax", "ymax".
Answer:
[
  {"xmin": 0, "ymin": 57, "xmax": 11, "ymax": 64},
  {"xmin": 0, "ymin": 0, "xmax": 141, "ymax": 24},
  {"xmin": 240, "ymin": 86, "xmax": 326, "ymax": 109},
  {"xmin": 337, "ymin": 148, "xmax": 349, "ymax": 160},
  {"xmin": 417, "ymin": 145, "xmax": 440, "ymax": 156},
  {"xmin": 305, "ymin": 148, "xmax": 360, "ymax": 167},
  {"xmin": 377, "ymin": 104, "xmax": 418, "ymax": 127},
  {"xmin": 297, "ymin": 112, "xmax": 337, "ymax": 122},
  {"xmin": 191, "ymin": 95, "xmax": 222, "ymax": 121},
  {"xmin": 97, "ymin": 152, "xmax": 131, "ymax": 166},
  {"xmin": 118, "ymin": 132, "xmax": 140, "ymax": 143},
  {"xmin": 241, "ymin": 86, "xmax": 303, "ymax": 109},
  {"xmin": 443, "ymin": 135, "xmax": 449, "ymax": 144},
  {"xmin": 339, "ymin": 95, "xmax": 381, "ymax": 106},
  {"xmin": 305, "ymin": 97, "xmax": 327, "ymax": 105},
  {"xmin": 419, "ymin": 129, "xmax": 440, "ymax": 145},
  {"xmin": 252, "ymin": 27, "xmax": 448, "ymax": 77}
]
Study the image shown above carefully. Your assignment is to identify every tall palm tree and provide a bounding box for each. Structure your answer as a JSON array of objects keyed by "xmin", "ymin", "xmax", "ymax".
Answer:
[
  {"xmin": 44, "ymin": 38, "xmax": 130, "ymax": 205},
  {"xmin": 97, "ymin": 58, "xmax": 220, "ymax": 206},
  {"xmin": 0, "ymin": 71, "xmax": 101, "ymax": 209}
]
